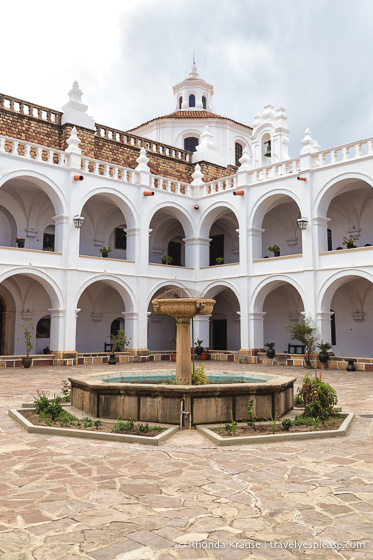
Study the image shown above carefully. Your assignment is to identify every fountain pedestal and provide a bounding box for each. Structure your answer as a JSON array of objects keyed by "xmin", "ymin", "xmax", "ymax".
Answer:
[{"xmin": 152, "ymin": 297, "xmax": 215, "ymax": 384}]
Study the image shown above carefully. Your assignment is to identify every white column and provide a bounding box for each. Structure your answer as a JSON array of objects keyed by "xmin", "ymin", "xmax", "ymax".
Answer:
[
  {"xmin": 248, "ymin": 311, "xmax": 266, "ymax": 349},
  {"xmin": 122, "ymin": 311, "xmax": 138, "ymax": 348},
  {"xmin": 316, "ymin": 311, "xmax": 333, "ymax": 344},
  {"xmin": 313, "ymin": 216, "xmax": 331, "ymax": 254},
  {"xmin": 183, "ymin": 237, "xmax": 210, "ymax": 270},
  {"xmin": 247, "ymin": 227, "xmax": 264, "ymax": 264},
  {"xmin": 193, "ymin": 315, "xmax": 211, "ymax": 348},
  {"xmin": 49, "ymin": 308, "xmax": 65, "ymax": 351},
  {"xmin": 52, "ymin": 214, "xmax": 69, "ymax": 253},
  {"xmin": 124, "ymin": 227, "xmax": 139, "ymax": 262}
]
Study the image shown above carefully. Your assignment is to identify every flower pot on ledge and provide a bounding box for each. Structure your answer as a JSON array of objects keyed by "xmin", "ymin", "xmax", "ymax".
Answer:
[
  {"xmin": 22, "ymin": 357, "xmax": 32, "ymax": 368},
  {"xmin": 16, "ymin": 241, "xmax": 25, "ymax": 248},
  {"xmin": 102, "ymin": 252, "xmax": 108, "ymax": 258}
]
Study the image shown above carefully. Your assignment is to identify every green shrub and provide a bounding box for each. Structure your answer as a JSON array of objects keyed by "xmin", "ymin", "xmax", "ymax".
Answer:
[
  {"xmin": 246, "ymin": 398, "xmax": 257, "ymax": 427},
  {"xmin": 33, "ymin": 392, "xmax": 63, "ymax": 421},
  {"xmin": 281, "ymin": 418, "xmax": 293, "ymax": 431},
  {"xmin": 298, "ymin": 372, "xmax": 338, "ymax": 420},
  {"xmin": 191, "ymin": 364, "xmax": 207, "ymax": 385}
]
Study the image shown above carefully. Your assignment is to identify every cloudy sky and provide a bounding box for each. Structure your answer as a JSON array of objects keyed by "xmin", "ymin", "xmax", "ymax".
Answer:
[{"xmin": 2, "ymin": 0, "xmax": 372, "ymax": 157}]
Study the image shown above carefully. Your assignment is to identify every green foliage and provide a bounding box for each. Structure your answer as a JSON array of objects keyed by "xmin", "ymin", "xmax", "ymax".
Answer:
[
  {"xmin": 264, "ymin": 342, "xmax": 275, "ymax": 350},
  {"xmin": 266, "ymin": 412, "xmax": 279, "ymax": 434},
  {"xmin": 191, "ymin": 363, "xmax": 208, "ymax": 385},
  {"xmin": 281, "ymin": 418, "xmax": 293, "ymax": 431},
  {"xmin": 20, "ymin": 323, "xmax": 34, "ymax": 357},
  {"xmin": 225, "ymin": 410, "xmax": 238, "ymax": 437},
  {"xmin": 246, "ymin": 398, "xmax": 257, "ymax": 427},
  {"xmin": 112, "ymin": 418, "xmax": 135, "ymax": 432},
  {"xmin": 60, "ymin": 380, "xmax": 71, "ymax": 401},
  {"xmin": 168, "ymin": 337, "xmax": 176, "ymax": 349},
  {"xmin": 285, "ymin": 315, "xmax": 319, "ymax": 367},
  {"xmin": 293, "ymin": 415, "xmax": 317, "ymax": 428},
  {"xmin": 268, "ymin": 245, "xmax": 280, "ymax": 253},
  {"xmin": 293, "ymin": 394, "xmax": 303, "ymax": 406},
  {"xmin": 317, "ymin": 341, "xmax": 332, "ymax": 353},
  {"xmin": 107, "ymin": 330, "xmax": 130, "ymax": 352},
  {"xmin": 216, "ymin": 257, "xmax": 225, "ymax": 264},
  {"xmin": 161, "ymin": 255, "xmax": 173, "ymax": 264},
  {"xmin": 82, "ymin": 417, "xmax": 94, "ymax": 429},
  {"xmin": 94, "ymin": 420, "xmax": 102, "ymax": 430},
  {"xmin": 298, "ymin": 372, "xmax": 338, "ymax": 420},
  {"xmin": 33, "ymin": 391, "xmax": 63, "ymax": 421},
  {"xmin": 194, "ymin": 338, "xmax": 204, "ymax": 348}
]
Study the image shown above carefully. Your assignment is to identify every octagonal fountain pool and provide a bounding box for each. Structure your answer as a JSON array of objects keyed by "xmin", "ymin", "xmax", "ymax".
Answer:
[{"xmin": 69, "ymin": 370, "xmax": 296, "ymax": 427}]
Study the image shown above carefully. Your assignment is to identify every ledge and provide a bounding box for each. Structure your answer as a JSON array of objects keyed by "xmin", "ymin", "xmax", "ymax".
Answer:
[
  {"xmin": 79, "ymin": 255, "xmax": 134, "ymax": 263},
  {"xmin": 320, "ymin": 246, "xmax": 373, "ymax": 256},
  {"xmin": 149, "ymin": 263, "xmax": 193, "ymax": 269},
  {"xmin": 0, "ymin": 246, "xmax": 61, "ymax": 255},
  {"xmin": 254, "ymin": 253, "xmax": 302, "ymax": 262},
  {"xmin": 200, "ymin": 262, "xmax": 239, "ymax": 269}
]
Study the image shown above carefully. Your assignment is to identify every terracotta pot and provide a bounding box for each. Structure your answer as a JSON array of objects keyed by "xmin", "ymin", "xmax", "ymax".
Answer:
[
  {"xmin": 199, "ymin": 352, "xmax": 208, "ymax": 360},
  {"xmin": 22, "ymin": 357, "xmax": 32, "ymax": 368},
  {"xmin": 171, "ymin": 353, "xmax": 176, "ymax": 362}
]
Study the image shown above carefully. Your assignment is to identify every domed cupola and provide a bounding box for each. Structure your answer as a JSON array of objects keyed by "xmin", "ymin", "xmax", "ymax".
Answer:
[{"xmin": 173, "ymin": 63, "xmax": 214, "ymax": 112}]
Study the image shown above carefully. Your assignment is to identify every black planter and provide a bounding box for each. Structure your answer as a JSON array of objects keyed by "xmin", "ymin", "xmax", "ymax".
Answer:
[
  {"xmin": 195, "ymin": 346, "xmax": 204, "ymax": 356},
  {"xmin": 108, "ymin": 353, "xmax": 116, "ymax": 365},
  {"xmin": 318, "ymin": 352, "xmax": 329, "ymax": 364},
  {"xmin": 22, "ymin": 357, "xmax": 32, "ymax": 368},
  {"xmin": 266, "ymin": 348, "xmax": 275, "ymax": 359},
  {"xmin": 274, "ymin": 251, "xmax": 280, "ymax": 257},
  {"xmin": 17, "ymin": 241, "xmax": 25, "ymax": 248},
  {"xmin": 102, "ymin": 252, "xmax": 108, "ymax": 258},
  {"xmin": 346, "ymin": 243, "xmax": 356, "ymax": 249},
  {"xmin": 43, "ymin": 347, "xmax": 50, "ymax": 355},
  {"xmin": 346, "ymin": 359, "xmax": 356, "ymax": 372}
]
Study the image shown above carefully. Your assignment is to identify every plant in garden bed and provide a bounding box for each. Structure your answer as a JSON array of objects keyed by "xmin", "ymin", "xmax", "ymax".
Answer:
[
  {"xmin": 60, "ymin": 380, "xmax": 71, "ymax": 401},
  {"xmin": 285, "ymin": 315, "xmax": 319, "ymax": 367},
  {"xmin": 246, "ymin": 398, "xmax": 257, "ymax": 429},
  {"xmin": 111, "ymin": 418, "xmax": 165, "ymax": 434},
  {"xmin": 225, "ymin": 411, "xmax": 238, "ymax": 437},
  {"xmin": 298, "ymin": 371, "xmax": 338, "ymax": 420},
  {"xmin": 191, "ymin": 363, "xmax": 207, "ymax": 385}
]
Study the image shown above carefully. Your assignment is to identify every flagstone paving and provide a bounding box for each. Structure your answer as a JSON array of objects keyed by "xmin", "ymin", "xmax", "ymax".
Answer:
[{"xmin": 0, "ymin": 362, "xmax": 372, "ymax": 559}]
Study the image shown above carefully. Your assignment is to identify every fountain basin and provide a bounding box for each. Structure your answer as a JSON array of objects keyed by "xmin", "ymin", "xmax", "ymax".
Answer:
[{"xmin": 69, "ymin": 371, "xmax": 296, "ymax": 426}]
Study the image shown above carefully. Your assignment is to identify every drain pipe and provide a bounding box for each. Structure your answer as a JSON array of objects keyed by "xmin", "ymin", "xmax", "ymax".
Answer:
[
  {"xmin": 191, "ymin": 317, "xmax": 195, "ymax": 379},
  {"xmin": 180, "ymin": 398, "xmax": 192, "ymax": 430}
]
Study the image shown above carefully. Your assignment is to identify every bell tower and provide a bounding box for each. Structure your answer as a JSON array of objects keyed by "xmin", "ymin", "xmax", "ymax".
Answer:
[{"xmin": 173, "ymin": 63, "xmax": 214, "ymax": 112}]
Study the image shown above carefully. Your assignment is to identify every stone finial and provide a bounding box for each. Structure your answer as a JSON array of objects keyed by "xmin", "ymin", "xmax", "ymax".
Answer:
[
  {"xmin": 61, "ymin": 81, "xmax": 95, "ymax": 131},
  {"xmin": 262, "ymin": 102, "xmax": 276, "ymax": 121},
  {"xmin": 191, "ymin": 163, "xmax": 204, "ymax": 186},
  {"xmin": 300, "ymin": 128, "xmax": 320, "ymax": 155},
  {"xmin": 238, "ymin": 147, "xmax": 252, "ymax": 171},
  {"xmin": 135, "ymin": 147, "xmax": 150, "ymax": 172},
  {"xmin": 252, "ymin": 112, "xmax": 262, "ymax": 128},
  {"xmin": 275, "ymin": 105, "xmax": 288, "ymax": 129},
  {"xmin": 196, "ymin": 126, "xmax": 217, "ymax": 153},
  {"xmin": 65, "ymin": 127, "xmax": 81, "ymax": 154}
]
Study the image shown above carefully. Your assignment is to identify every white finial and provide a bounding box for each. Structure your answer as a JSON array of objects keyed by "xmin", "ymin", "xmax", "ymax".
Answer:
[
  {"xmin": 191, "ymin": 163, "xmax": 204, "ymax": 186},
  {"xmin": 61, "ymin": 81, "xmax": 95, "ymax": 130},
  {"xmin": 301, "ymin": 128, "xmax": 320, "ymax": 155},
  {"xmin": 65, "ymin": 126, "xmax": 81, "ymax": 154},
  {"xmin": 196, "ymin": 126, "xmax": 217, "ymax": 153},
  {"xmin": 238, "ymin": 147, "xmax": 252, "ymax": 171},
  {"xmin": 135, "ymin": 147, "xmax": 150, "ymax": 172}
]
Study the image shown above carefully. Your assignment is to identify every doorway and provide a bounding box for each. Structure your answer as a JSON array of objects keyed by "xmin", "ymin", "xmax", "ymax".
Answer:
[{"xmin": 212, "ymin": 319, "xmax": 227, "ymax": 350}]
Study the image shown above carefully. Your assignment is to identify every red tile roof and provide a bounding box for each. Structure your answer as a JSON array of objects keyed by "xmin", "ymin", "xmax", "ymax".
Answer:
[{"xmin": 128, "ymin": 110, "xmax": 252, "ymax": 132}]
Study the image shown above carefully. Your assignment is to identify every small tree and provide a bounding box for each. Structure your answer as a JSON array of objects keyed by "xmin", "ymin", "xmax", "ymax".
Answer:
[
  {"xmin": 285, "ymin": 315, "xmax": 319, "ymax": 367},
  {"xmin": 107, "ymin": 330, "xmax": 130, "ymax": 353},
  {"xmin": 21, "ymin": 324, "xmax": 34, "ymax": 357}
]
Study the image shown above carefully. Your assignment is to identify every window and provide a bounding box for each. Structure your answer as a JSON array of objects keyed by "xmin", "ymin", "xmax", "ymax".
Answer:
[
  {"xmin": 184, "ymin": 137, "xmax": 199, "ymax": 152},
  {"xmin": 235, "ymin": 142, "xmax": 243, "ymax": 166},
  {"xmin": 209, "ymin": 234, "xmax": 224, "ymax": 265},
  {"xmin": 179, "ymin": 96, "xmax": 182, "ymax": 109},
  {"xmin": 168, "ymin": 241, "xmax": 182, "ymax": 266},
  {"xmin": 115, "ymin": 228, "xmax": 127, "ymax": 250},
  {"xmin": 327, "ymin": 229, "xmax": 332, "ymax": 251},
  {"xmin": 202, "ymin": 96, "xmax": 206, "ymax": 109},
  {"xmin": 330, "ymin": 310, "xmax": 336, "ymax": 345},
  {"xmin": 36, "ymin": 316, "xmax": 51, "ymax": 338},
  {"xmin": 189, "ymin": 94, "xmax": 195, "ymax": 107},
  {"xmin": 43, "ymin": 233, "xmax": 54, "ymax": 251}
]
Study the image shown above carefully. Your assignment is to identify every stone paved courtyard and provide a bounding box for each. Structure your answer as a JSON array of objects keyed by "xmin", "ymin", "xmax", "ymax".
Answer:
[{"xmin": 0, "ymin": 362, "xmax": 372, "ymax": 560}]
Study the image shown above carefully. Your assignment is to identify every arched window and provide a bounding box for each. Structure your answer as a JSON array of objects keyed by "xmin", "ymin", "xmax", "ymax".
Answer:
[
  {"xmin": 179, "ymin": 96, "xmax": 183, "ymax": 110},
  {"xmin": 235, "ymin": 142, "xmax": 243, "ymax": 166},
  {"xmin": 202, "ymin": 96, "xmax": 206, "ymax": 109},
  {"xmin": 184, "ymin": 137, "xmax": 199, "ymax": 152},
  {"xmin": 189, "ymin": 94, "xmax": 195, "ymax": 108}
]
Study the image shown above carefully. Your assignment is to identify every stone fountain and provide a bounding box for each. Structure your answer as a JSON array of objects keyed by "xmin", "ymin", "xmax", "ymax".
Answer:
[{"xmin": 152, "ymin": 288, "xmax": 215, "ymax": 384}]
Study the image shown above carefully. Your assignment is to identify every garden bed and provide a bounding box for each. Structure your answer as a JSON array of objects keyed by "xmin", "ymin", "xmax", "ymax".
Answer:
[
  {"xmin": 9, "ymin": 407, "xmax": 178, "ymax": 446},
  {"xmin": 197, "ymin": 413, "xmax": 355, "ymax": 446}
]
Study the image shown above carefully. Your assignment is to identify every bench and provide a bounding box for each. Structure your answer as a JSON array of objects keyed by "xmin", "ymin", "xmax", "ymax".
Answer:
[
  {"xmin": 104, "ymin": 342, "xmax": 113, "ymax": 352},
  {"xmin": 285, "ymin": 343, "xmax": 305, "ymax": 354}
]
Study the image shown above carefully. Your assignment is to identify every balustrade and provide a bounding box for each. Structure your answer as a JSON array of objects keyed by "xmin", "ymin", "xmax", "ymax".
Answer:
[{"xmin": 0, "ymin": 93, "xmax": 61, "ymax": 124}]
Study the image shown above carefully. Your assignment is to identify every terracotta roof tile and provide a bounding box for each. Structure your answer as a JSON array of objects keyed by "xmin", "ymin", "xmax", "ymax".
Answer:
[{"xmin": 128, "ymin": 110, "xmax": 252, "ymax": 132}]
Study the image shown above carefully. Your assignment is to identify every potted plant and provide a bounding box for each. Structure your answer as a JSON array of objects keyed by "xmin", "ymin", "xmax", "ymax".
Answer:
[
  {"xmin": 16, "ymin": 237, "xmax": 25, "ymax": 248},
  {"xmin": 343, "ymin": 234, "xmax": 359, "ymax": 249},
  {"xmin": 43, "ymin": 345, "xmax": 50, "ymax": 355},
  {"xmin": 99, "ymin": 246, "xmax": 111, "ymax": 258},
  {"xmin": 161, "ymin": 255, "xmax": 173, "ymax": 265},
  {"xmin": 317, "ymin": 341, "xmax": 332, "ymax": 364},
  {"xmin": 268, "ymin": 245, "xmax": 280, "ymax": 257},
  {"xmin": 264, "ymin": 342, "xmax": 275, "ymax": 359},
  {"xmin": 285, "ymin": 315, "xmax": 319, "ymax": 368},
  {"xmin": 107, "ymin": 329, "xmax": 130, "ymax": 365},
  {"xmin": 168, "ymin": 337, "xmax": 176, "ymax": 361},
  {"xmin": 194, "ymin": 338, "xmax": 204, "ymax": 356},
  {"xmin": 20, "ymin": 324, "xmax": 34, "ymax": 368},
  {"xmin": 216, "ymin": 257, "xmax": 225, "ymax": 265}
]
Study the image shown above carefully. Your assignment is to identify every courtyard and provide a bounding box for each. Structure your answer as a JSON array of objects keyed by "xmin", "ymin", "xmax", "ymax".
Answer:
[{"xmin": 0, "ymin": 362, "xmax": 372, "ymax": 559}]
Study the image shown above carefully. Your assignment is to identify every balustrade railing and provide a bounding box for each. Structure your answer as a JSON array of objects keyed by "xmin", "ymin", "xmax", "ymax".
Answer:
[
  {"xmin": 0, "ymin": 136, "xmax": 65, "ymax": 166},
  {"xmin": 95, "ymin": 124, "xmax": 193, "ymax": 163},
  {"xmin": 202, "ymin": 174, "xmax": 238, "ymax": 195},
  {"xmin": 312, "ymin": 137, "xmax": 373, "ymax": 168},
  {"xmin": 150, "ymin": 175, "xmax": 190, "ymax": 195},
  {"xmin": 81, "ymin": 157, "xmax": 137, "ymax": 183},
  {"xmin": 0, "ymin": 93, "xmax": 61, "ymax": 124}
]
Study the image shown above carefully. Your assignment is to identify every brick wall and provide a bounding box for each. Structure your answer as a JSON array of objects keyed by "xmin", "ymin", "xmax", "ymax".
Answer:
[{"xmin": 1, "ymin": 96, "xmax": 236, "ymax": 183}]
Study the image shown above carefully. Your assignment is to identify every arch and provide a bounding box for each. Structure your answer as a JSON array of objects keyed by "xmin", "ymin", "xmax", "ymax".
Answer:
[
  {"xmin": 148, "ymin": 202, "xmax": 195, "ymax": 239},
  {"xmin": 146, "ymin": 280, "xmax": 190, "ymax": 308},
  {"xmin": 202, "ymin": 96, "xmax": 206, "ymax": 109},
  {"xmin": 0, "ymin": 268, "xmax": 63, "ymax": 309},
  {"xmin": 251, "ymin": 275, "xmax": 306, "ymax": 313},
  {"xmin": 179, "ymin": 96, "xmax": 183, "ymax": 110},
  {"xmin": 79, "ymin": 188, "xmax": 137, "ymax": 229},
  {"xmin": 189, "ymin": 94, "xmax": 195, "ymax": 107},
  {"xmin": 198, "ymin": 201, "xmax": 240, "ymax": 239},
  {"xmin": 249, "ymin": 190, "xmax": 303, "ymax": 230},
  {"xmin": 317, "ymin": 269, "xmax": 373, "ymax": 312},
  {"xmin": 0, "ymin": 170, "xmax": 67, "ymax": 216},
  {"xmin": 203, "ymin": 280, "xmax": 241, "ymax": 304},
  {"xmin": 76, "ymin": 275, "xmax": 136, "ymax": 312},
  {"xmin": 314, "ymin": 172, "xmax": 373, "ymax": 219}
]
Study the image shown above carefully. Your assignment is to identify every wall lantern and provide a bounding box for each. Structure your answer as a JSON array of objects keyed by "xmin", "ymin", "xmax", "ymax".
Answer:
[
  {"xmin": 297, "ymin": 217, "xmax": 308, "ymax": 231},
  {"xmin": 73, "ymin": 215, "xmax": 85, "ymax": 229}
]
